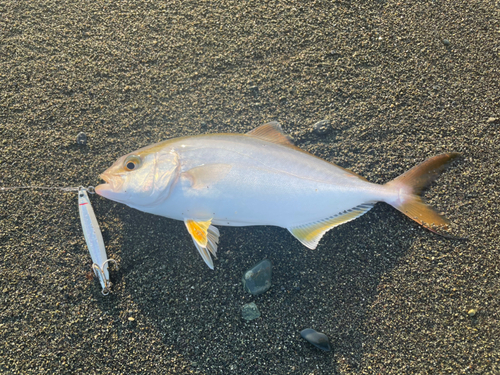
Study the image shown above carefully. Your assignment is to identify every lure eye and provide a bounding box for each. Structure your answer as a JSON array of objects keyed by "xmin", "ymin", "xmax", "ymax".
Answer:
[{"xmin": 124, "ymin": 155, "xmax": 142, "ymax": 171}]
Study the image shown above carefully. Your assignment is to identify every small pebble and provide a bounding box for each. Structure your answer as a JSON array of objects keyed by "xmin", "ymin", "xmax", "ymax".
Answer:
[
  {"xmin": 468, "ymin": 309, "xmax": 477, "ymax": 317},
  {"xmin": 241, "ymin": 302, "xmax": 261, "ymax": 321},
  {"xmin": 300, "ymin": 328, "xmax": 331, "ymax": 351},
  {"xmin": 327, "ymin": 50, "xmax": 341, "ymax": 57},
  {"xmin": 76, "ymin": 132, "xmax": 87, "ymax": 145},
  {"xmin": 486, "ymin": 117, "xmax": 499, "ymax": 124},
  {"xmin": 249, "ymin": 85, "xmax": 259, "ymax": 97},
  {"xmin": 242, "ymin": 259, "xmax": 272, "ymax": 295},
  {"xmin": 443, "ymin": 39, "xmax": 450, "ymax": 46},
  {"xmin": 312, "ymin": 119, "xmax": 331, "ymax": 136}
]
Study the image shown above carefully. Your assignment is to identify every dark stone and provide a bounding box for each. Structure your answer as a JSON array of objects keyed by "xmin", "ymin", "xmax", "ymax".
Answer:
[
  {"xmin": 76, "ymin": 132, "xmax": 87, "ymax": 145},
  {"xmin": 300, "ymin": 328, "xmax": 331, "ymax": 351},
  {"xmin": 242, "ymin": 259, "xmax": 272, "ymax": 295},
  {"xmin": 249, "ymin": 85, "xmax": 259, "ymax": 97},
  {"xmin": 312, "ymin": 119, "xmax": 331, "ymax": 135}
]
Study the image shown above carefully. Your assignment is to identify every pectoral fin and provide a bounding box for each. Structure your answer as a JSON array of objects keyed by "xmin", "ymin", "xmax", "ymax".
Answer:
[
  {"xmin": 182, "ymin": 164, "xmax": 232, "ymax": 190},
  {"xmin": 288, "ymin": 204, "xmax": 374, "ymax": 249},
  {"xmin": 184, "ymin": 218, "xmax": 220, "ymax": 269}
]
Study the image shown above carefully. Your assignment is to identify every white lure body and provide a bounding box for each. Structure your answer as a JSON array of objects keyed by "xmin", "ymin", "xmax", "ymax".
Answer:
[{"xmin": 78, "ymin": 187, "xmax": 113, "ymax": 294}]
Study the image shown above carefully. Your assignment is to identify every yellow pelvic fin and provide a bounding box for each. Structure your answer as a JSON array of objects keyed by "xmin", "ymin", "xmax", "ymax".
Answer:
[
  {"xmin": 245, "ymin": 121, "xmax": 297, "ymax": 149},
  {"xmin": 184, "ymin": 219, "xmax": 220, "ymax": 269},
  {"xmin": 182, "ymin": 163, "xmax": 232, "ymax": 190},
  {"xmin": 288, "ymin": 204, "xmax": 374, "ymax": 249}
]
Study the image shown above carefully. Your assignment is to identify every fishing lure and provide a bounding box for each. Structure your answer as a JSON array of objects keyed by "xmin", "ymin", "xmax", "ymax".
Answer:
[{"xmin": 78, "ymin": 186, "xmax": 116, "ymax": 295}]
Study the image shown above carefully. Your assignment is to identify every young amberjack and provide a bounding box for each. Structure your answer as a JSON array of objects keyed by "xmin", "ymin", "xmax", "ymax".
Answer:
[{"xmin": 95, "ymin": 122, "xmax": 459, "ymax": 269}]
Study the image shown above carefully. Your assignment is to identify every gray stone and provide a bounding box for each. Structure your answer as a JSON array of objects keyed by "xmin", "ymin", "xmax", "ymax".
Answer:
[
  {"xmin": 242, "ymin": 259, "xmax": 272, "ymax": 295},
  {"xmin": 312, "ymin": 119, "xmax": 331, "ymax": 135},
  {"xmin": 249, "ymin": 85, "xmax": 259, "ymax": 97},
  {"xmin": 76, "ymin": 132, "xmax": 87, "ymax": 145},
  {"xmin": 241, "ymin": 302, "xmax": 261, "ymax": 321},
  {"xmin": 300, "ymin": 328, "xmax": 331, "ymax": 351}
]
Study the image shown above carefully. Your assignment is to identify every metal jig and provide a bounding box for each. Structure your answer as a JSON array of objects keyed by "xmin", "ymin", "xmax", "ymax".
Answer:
[{"xmin": 78, "ymin": 186, "xmax": 116, "ymax": 295}]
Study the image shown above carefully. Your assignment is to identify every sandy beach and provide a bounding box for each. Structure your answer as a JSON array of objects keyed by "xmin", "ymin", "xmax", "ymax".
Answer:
[{"xmin": 1, "ymin": 1, "xmax": 499, "ymax": 373}]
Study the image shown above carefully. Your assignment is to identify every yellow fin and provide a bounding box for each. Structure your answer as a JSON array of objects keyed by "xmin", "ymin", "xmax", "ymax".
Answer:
[
  {"xmin": 245, "ymin": 121, "xmax": 296, "ymax": 148},
  {"xmin": 182, "ymin": 164, "xmax": 232, "ymax": 189},
  {"xmin": 288, "ymin": 204, "xmax": 374, "ymax": 249},
  {"xmin": 384, "ymin": 152, "xmax": 460, "ymax": 235},
  {"xmin": 184, "ymin": 219, "xmax": 220, "ymax": 269}
]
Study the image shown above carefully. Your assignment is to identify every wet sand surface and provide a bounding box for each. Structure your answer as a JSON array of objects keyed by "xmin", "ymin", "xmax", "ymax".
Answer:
[{"xmin": 1, "ymin": 1, "xmax": 499, "ymax": 373}]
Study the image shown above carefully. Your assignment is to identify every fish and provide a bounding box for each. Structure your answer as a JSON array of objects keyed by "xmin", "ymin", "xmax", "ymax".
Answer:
[{"xmin": 95, "ymin": 122, "xmax": 459, "ymax": 269}]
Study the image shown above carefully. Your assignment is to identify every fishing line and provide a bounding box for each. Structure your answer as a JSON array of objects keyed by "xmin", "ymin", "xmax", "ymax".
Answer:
[{"xmin": 0, "ymin": 185, "xmax": 94, "ymax": 193}]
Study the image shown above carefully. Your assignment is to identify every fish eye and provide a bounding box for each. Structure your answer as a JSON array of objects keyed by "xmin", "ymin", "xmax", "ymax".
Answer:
[{"xmin": 124, "ymin": 155, "xmax": 142, "ymax": 171}]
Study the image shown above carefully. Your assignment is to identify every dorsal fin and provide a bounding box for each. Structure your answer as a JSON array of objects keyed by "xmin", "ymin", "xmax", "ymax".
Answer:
[
  {"xmin": 245, "ymin": 121, "xmax": 296, "ymax": 148},
  {"xmin": 247, "ymin": 121, "xmax": 368, "ymax": 182}
]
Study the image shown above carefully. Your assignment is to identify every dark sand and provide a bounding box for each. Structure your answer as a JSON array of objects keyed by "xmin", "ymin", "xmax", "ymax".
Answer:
[{"xmin": 1, "ymin": 1, "xmax": 499, "ymax": 374}]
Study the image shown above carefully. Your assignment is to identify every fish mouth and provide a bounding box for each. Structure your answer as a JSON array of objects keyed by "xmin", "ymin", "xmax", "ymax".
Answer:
[
  {"xmin": 99, "ymin": 173, "xmax": 111, "ymax": 184},
  {"xmin": 95, "ymin": 172, "xmax": 122, "ymax": 197}
]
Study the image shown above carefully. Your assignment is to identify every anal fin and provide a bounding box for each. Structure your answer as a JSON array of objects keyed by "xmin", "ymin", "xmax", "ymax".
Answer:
[
  {"xmin": 288, "ymin": 204, "xmax": 374, "ymax": 249},
  {"xmin": 184, "ymin": 218, "xmax": 220, "ymax": 269}
]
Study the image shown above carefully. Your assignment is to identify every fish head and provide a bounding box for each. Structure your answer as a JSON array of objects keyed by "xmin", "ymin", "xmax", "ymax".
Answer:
[{"xmin": 95, "ymin": 143, "xmax": 180, "ymax": 207}]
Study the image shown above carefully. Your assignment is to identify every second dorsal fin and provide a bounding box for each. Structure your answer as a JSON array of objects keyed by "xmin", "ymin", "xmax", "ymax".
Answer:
[
  {"xmin": 245, "ymin": 121, "xmax": 296, "ymax": 148},
  {"xmin": 247, "ymin": 121, "xmax": 369, "ymax": 182}
]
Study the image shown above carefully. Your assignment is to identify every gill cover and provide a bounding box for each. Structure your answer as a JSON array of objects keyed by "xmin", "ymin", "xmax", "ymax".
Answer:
[
  {"xmin": 96, "ymin": 148, "xmax": 180, "ymax": 207},
  {"xmin": 128, "ymin": 149, "xmax": 180, "ymax": 207}
]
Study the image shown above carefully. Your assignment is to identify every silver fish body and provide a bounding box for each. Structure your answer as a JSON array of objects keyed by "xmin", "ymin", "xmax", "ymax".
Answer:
[{"xmin": 96, "ymin": 122, "xmax": 458, "ymax": 269}]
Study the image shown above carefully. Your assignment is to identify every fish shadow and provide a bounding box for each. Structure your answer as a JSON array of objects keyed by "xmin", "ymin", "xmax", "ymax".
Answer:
[{"xmin": 112, "ymin": 203, "xmax": 416, "ymax": 374}]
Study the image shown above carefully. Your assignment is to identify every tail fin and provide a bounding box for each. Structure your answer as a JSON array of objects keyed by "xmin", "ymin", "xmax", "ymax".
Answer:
[{"xmin": 384, "ymin": 153, "xmax": 460, "ymax": 235}]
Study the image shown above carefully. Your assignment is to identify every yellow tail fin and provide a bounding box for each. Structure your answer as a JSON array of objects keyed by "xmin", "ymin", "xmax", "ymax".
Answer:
[{"xmin": 384, "ymin": 153, "xmax": 460, "ymax": 234}]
